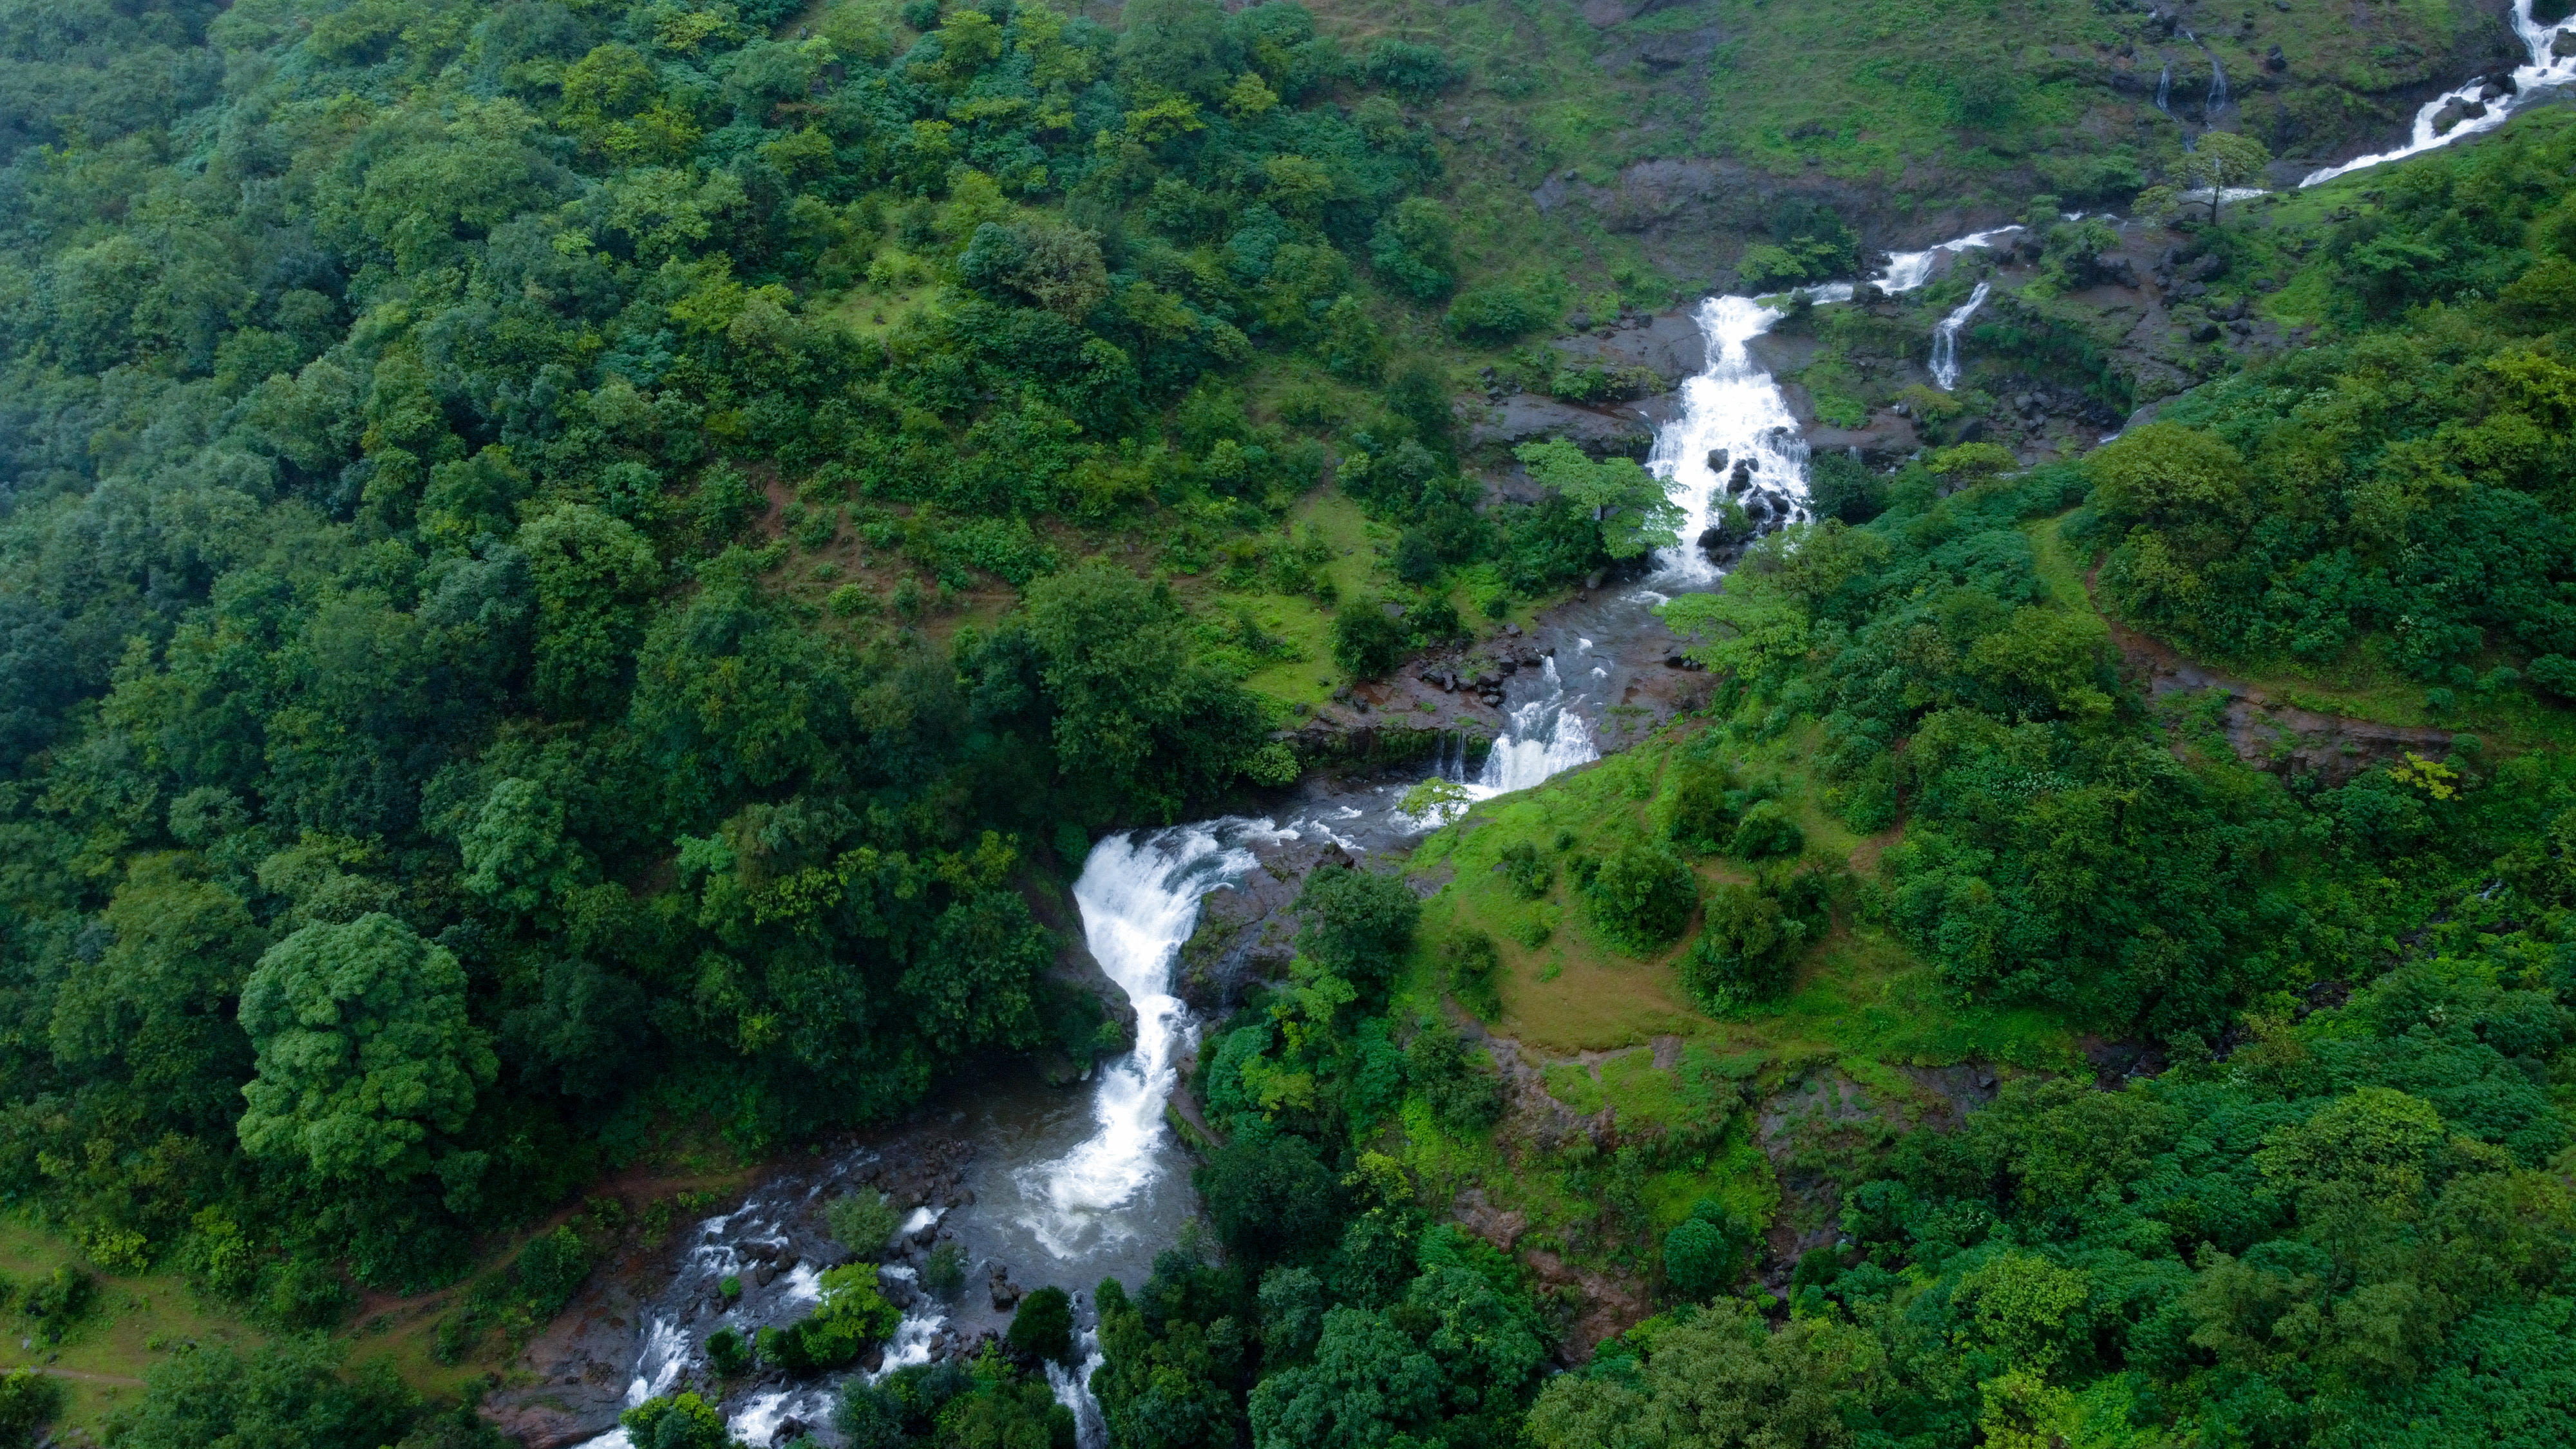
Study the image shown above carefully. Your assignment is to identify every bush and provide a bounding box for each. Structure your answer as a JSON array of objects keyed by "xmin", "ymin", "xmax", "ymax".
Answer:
[
  {"xmin": 1007, "ymin": 1285, "xmax": 1074, "ymax": 1364},
  {"xmin": 514, "ymin": 1227, "xmax": 593, "ymax": 1320},
  {"xmin": 1405, "ymin": 1023, "xmax": 1504, "ymax": 1132},
  {"xmin": 1666, "ymin": 760, "xmax": 1739, "ymax": 853},
  {"xmin": 1441, "ymin": 931, "xmax": 1501, "ymax": 1020},
  {"xmin": 1663, "ymin": 1200, "xmax": 1750, "ymax": 1299},
  {"xmin": 1332, "ymin": 605, "xmax": 1409, "ymax": 678},
  {"xmin": 704, "ymin": 1326, "xmax": 752, "ymax": 1378},
  {"xmin": 1408, "ymin": 596, "xmax": 1463, "ymax": 644},
  {"xmin": 1499, "ymin": 842, "xmax": 1553, "ymax": 900},
  {"xmin": 2530, "ymin": 654, "xmax": 2576, "ymax": 699},
  {"xmin": 1587, "ymin": 840, "xmax": 1699, "ymax": 952},
  {"xmin": 0, "ymin": 1368, "xmax": 60, "ymax": 1448},
  {"xmin": 622, "ymin": 1393, "xmax": 732, "ymax": 1449},
  {"xmin": 922, "ymin": 1242, "xmax": 967, "ymax": 1298},
  {"xmin": 826, "ymin": 1193, "xmax": 902, "ymax": 1260},
  {"xmin": 757, "ymin": 1265, "xmax": 900, "ymax": 1372},
  {"xmin": 1446, "ymin": 284, "xmax": 1551, "ymax": 343},
  {"xmin": 1729, "ymin": 801, "xmax": 1805, "ymax": 860},
  {"xmin": 1295, "ymin": 865, "xmax": 1421, "ymax": 992},
  {"xmin": 1197, "ymin": 1134, "xmax": 1340, "ymax": 1267},
  {"xmin": 1807, "ymin": 450, "xmax": 1886, "ymax": 524},
  {"xmin": 1361, "ymin": 39, "xmax": 1461, "ymax": 100}
]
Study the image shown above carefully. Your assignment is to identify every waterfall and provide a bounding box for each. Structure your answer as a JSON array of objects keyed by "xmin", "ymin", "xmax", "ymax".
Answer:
[
  {"xmin": 1473, "ymin": 657, "xmax": 1600, "ymax": 794},
  {"xmin": 1931, "ymin": 281, "xmax": 1992, "ymax": 391},
  {"xmin": 1016, "ymin": 828, "xmax": 1260, "ymax": 1256},
  {"xmin": 1649, "ymin": 294, "xmax": 1812, "ymax": 585},
  {"xmin": 2206, "ymin": 50, "xmax": 2228, "ymax": 113},
  {"xmin": 2305, "ymin": 0, "xmax": 2576, "ymax": 185},
  {"xmin": 2154, "ymin": 60, "xmax": 2172, "ymax": 115},
  {"xmin": 1873, "ymin": 227, "xmax": 2021, "ymax": 294}
]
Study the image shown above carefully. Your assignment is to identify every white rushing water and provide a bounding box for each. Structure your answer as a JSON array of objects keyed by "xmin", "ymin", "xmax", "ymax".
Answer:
[
  {"xmin": 1929, "ymin": 280, "xmax": 1992, "ymax": 391},
  {"xmin": 2306, "ymin": 0, "xmax": 2576, "ymax": 185},
  {"xmin": 1649, "ymin": 294, "xmax": 1813, "ymax": 585},
  {"xmin": 1017, "ymin": 826, "xmax": 1264, "ymax": 1257},
  {"xmin": 1873, "ymin": 227, "xmax": 2020, "ymax": 294}
]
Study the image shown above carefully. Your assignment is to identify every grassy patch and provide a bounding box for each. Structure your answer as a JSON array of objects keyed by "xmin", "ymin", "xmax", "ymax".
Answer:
[{"xmin": 0, "ymin": 1222, "xmax": 267, "ymax": 1437}]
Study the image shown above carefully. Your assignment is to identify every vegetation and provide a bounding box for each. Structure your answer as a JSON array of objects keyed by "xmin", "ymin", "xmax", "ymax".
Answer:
[{"xmin": 0, "ymin": 0, "xmax": 2573, "ymax": 1435}]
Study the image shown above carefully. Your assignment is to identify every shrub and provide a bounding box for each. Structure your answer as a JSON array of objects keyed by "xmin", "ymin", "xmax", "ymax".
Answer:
[
  {"xmin": 826, "ymin": 1192, "xmax": 901, "ymax": 1260},
  {"xmin": 1587, "ymin": 840, "xmax": 1699, "ymax": 952},
  {"xmin": 1446, "ymin": 284, "xmax": 1551, "ymax": 343},
  {"xmin": 1729, "ymin": 801, "xmax": 1805, "ymax": 860},
  {"xmin": 1807, "ymin": 450, "xmax": 1886, "ymax": 524},
  {"xmin": 1666, "ymin": 760, "xmax": 1739, "ymax": 853},
  {"xmin": 622, "ymin": 1393, "xmax": 732, "ymax": 1449},
  {"xmin": 1441, "ymin": 931, "xmax": 1501, "ymax": 1021},
  {"xmin": 1408, "ymin": 596, "xmax": 1463, "ymax": 644},
  {"xmin": 922, "ymin": 1242, "xmax": 967, "ymax": 1298},
  {"xmin": 1499, "ymin": 842, "xmax": 1553, "ymax": 900},
  {"xmin": 2529, "ymin": 654, "xmax": 2576, "ymax": 699},
  {"xmin": 1007, "ymin": 1285, "xmax": 1074, "ymax": 1363},
  {"xmin": 1295, "ymin": 865, "xmax": 1421, "ymax": 992},
  {"xmin": 1361, "ymin": 39, "xmax": 1461, "ymax": 100},
  {"xmin": 704, "ymin": 1326, "xmax": 752, "ymax": 1378},
  {"xmin": 514, "ymin": 1227, "xmax": 592, "ymax": 1320},
  {"xmin": 1663, "ymin": 1200, "xmax": 1751, "ymax": 1299},
  {"xmin": 1332, "ymin": 605, "xmax": 1409, "ymax": 677},
  {"xmin": 0, "ymin": 1368, "xmax": 60, "ymax": 1448},
  {"xmin": 757, "ymin": 1265, "xmax": 900, "ymax": 1372},
  {"xmin": 1405, "ymin": 1023, "xmax": 1504, "ymax": 1132}
]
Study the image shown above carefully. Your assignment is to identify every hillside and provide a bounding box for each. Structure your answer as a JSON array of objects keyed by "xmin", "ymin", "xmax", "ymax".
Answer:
[{"xmin": 0, "ymin": 0, "xmax": 2573, "ymax": 1444}]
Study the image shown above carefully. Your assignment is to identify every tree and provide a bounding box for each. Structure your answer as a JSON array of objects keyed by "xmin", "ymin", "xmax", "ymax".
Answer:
[
  {"xmin": 1008, "ymin": 1285, "xmax": 1075, "ymax": 1363},
  {"xmin": 2183, "ymin": 131, "xmax": 2271, "ymax": 224},
  {"xmin": 1514, "ymin": 439, "xmax": 1683, "ymax": 560},
  {"xmin": 236, "ymin": 914, "xmax": 498, "ymax": 1182},
  {"xmin": 1295, "ymin": 865, "xmax": 1421, "ymax": 992},
  {"xmin": 1198, "ymin": 1133, "xmax": 1340, "ymax": 1265},
  {"xmin": 621, "ymin": 1392, "xmax": 739, "ymax": 1449},
  {"xmin": 1332, "ymin": 605, "xmax": 1409, "ymax": 679},
  {"xmin": 519, "ymin": 506, "xmax": 658, "ymax": 720},
  {"xmin": 1018, "ymin": 564, "xmax": 1269, "ymax": 820},
  {"xmin": 115, "ymin": 1340, "xmax": 418, "ymax": 1449},
  {"xmin": 1662, "ymin": 1199, "xmax": 1750, "ymax": 1298},
  {"xmin": 1587, "ymin": 840, "xmax": 1698, "ymax": 952}
]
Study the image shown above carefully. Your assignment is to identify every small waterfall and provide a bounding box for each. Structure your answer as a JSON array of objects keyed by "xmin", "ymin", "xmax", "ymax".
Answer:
[
  {"xmin": 2206, "ymin": 51, "xmax": 2228, "ymax": 113},
  {"xmin": 2306, "ymin": 0, "xmax": 2576, "ymax": 185},
  {"xmin": 1931, "ymin": 280, "xmax": 1992, "ymax": 391},
  {"xmin": 1873, "ymin": 227, "xmax": 2022, "ymax": 294},
  {"xmin": 1474, "ymin": 657, "xmax": 1600, "ymax": 793},
  {"xmin": 2154, "ymin": 60, "xmax": 2172, "ymax": 115}
]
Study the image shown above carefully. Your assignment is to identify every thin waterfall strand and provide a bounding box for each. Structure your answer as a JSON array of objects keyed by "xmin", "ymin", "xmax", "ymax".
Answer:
[{"xmin": 1931, "ymin": 281, "xmax": 1992, "ymax": 390}]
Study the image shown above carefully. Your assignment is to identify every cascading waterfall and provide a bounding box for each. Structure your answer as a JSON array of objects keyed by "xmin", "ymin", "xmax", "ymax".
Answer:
[
  {"xmin": 2205, "ymin": 46, "xmax": 2228, "ymax": 113},
  {"xmin": 1930, "ymin": 280, "xmax": 1992, "ymax": 391},
  {"xmin": 1649, "ymin": 294, "xmax": 1812, "ymax": 585},
  {"xmin": 1015, "ymin": 828, "xmax": 1260, "ymax": 1258},
  {"xmin": 1473, "ymin": 656, "xmax": 1600, "ymax": 795},
  {"xmin": 2305, "ymin": 0, "xmax": 2576, "ymax": 185},
  {"xmin": 2154, "ymin": 60, "xmax": 2172, "ymax": 115},
  {"xmin": 1872, "ymin": 227, "xmax": 2020, "ymax": 295}
]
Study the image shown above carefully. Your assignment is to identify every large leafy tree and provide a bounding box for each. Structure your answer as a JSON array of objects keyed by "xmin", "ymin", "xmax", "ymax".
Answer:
[{"xmin": 236, "ymin": 914, "xmax": 498, "ymax": 1184}]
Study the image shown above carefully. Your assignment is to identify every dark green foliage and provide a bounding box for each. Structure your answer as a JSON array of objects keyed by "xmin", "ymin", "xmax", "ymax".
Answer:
[
  {"xmin": 1728, "ymin": 801, "xmax": 1806, "ymax": 860},
  {"xmin": 1439, "ymin": 932, "xmax": 1501, "ymax": 1020},
  {"xmin": 1661, "ymin": 1199, "xmax": 1751, "ymax": 1299},
  {"xmin": 704, "ymin": 1326, "xmax": 752, "ymax": 1378},
  {"xmin": 1665, "ymin": 757, "xmax": 1740, "ymax": 853},
  {"xmin": 513, "ymin": 1227, "xmax": 594, "ymax": 1320},
  {"xmin": 1586, "ymin": 840, "xmax": 1699, "ymax": 952},
  {"xmin": 1806, "ymin": 450, "xmax": 1886, "ymax": 525},
  {"xmin": 1296, "ymin": 866, "xmax": 1421, "ymax": 992},
  {"xmin": 1198, "ymin": 1133, "xmax": 1341, "ymax": 1267},
  {"xmin": 1009, "ymin": 1285, "xmax": 1075, "ymax": 1364},
  {"xmin": 1403, "ymin": 1023, "xmax": 1503, "ymax": 1133},
  {"xmin": 112, "ymin": 1340, "xmax": 417, "ymax": 1449},
  {"xmin": 1497, "ymin": 842, "xmax": 1554, "ymax": 900},
  {"xmin": 826, "ymin": 1193, "xmax": 902, "ymax": 1259},
  {"xmin": 1446, "ymin": 285, "xmax": 1553, "ymax": 343},
  {"xmin": 1359, "ymin": 41, "xmax": 1461, "ymax": 102},
  {"xmin": 0, "ymin": 1370, "xmax": 59, "ymax": 1449},
  {"xmin": 1679, "ymin": 870, "xmax": 1832, "ymax": 1012},
  {"xmin": 923, "ymin": 1242, "xmax": 968, "ymax": 1298},
  {"xmin": 1095, "ymin": 1251, "xmax": 1249, "ymax": 1449},
  {"xmin": 1332, "ymin": 605, "xmax": 1410, "ymax": 678}
]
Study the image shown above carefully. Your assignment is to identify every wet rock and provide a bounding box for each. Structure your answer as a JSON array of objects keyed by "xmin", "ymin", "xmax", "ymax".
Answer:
[
  {"xmin": 752, "ymin": 1262, "xmax": 777, "ymax": 1288},
  {"xmin": 1705, "ymin": 448, "xmax": 1728, "ymax": 473},
  {"xmin": 2264, "ymin": 44, "xmax": 2286, "ymax": 71}
]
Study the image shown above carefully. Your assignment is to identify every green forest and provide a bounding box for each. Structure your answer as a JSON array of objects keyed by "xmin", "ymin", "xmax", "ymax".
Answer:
[{"xmin": 0, "ymin": 0, "xmax": 2574, "ymax": 1441}]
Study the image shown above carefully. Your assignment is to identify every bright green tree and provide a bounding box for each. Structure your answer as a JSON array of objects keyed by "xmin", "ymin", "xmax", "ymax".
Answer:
[
  {"xmin": 236, "ymin": 914, "xmax": 498, "ymax": 1182},
  {"xmin": 1514, "ymin": 438, "xmax": 1683, "ymax": 560}
]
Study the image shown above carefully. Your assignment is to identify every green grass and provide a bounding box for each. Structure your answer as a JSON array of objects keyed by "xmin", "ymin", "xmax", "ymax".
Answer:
[{"xmin": 0, "ymin": 1222, "xmax": 268, "ymax": 1437}]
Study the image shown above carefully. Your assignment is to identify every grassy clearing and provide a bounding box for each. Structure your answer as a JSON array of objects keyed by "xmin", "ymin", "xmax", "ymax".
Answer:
[{"xmin": 0, "ymin": 1222, "xmax": 267, "ymax": 1437}]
